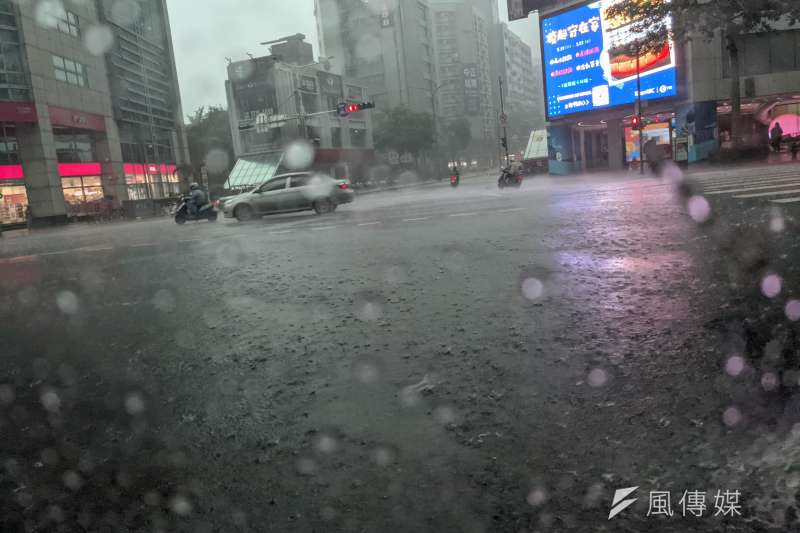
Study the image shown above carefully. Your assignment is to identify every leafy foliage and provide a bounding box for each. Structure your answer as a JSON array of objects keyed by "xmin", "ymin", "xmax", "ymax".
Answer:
[
  {"xmin": 373, "ymin": 106, "xmax": 434, "ymax": 157},
  {"xmin": 185, "ymin": 105, "xmax": 234, "ymax": 190}
]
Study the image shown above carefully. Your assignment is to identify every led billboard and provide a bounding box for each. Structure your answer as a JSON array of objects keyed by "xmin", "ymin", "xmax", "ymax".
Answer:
[{"xmin": 540, "ymin": 1, "xmax": 677, "ymax": 120}]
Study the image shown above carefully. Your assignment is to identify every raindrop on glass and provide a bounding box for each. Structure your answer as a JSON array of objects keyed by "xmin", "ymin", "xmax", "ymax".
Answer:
[
  {"xmin": 204, "ymin": 148, "xmax": 230, "ymax": 175},
  {"xmin": 110, "ymin": 0, "xmax": 142, "ymax": 26},
  {"xmin": 321, "ymin": 506, "xmax": 336, "ymax": 521},
  {"xmin": 761, "ymin": 372, "xmax": 779, "ymax": 392},
  {"xmin": 169, "ymin": 495, "xmax": 193, "ymax": 516},
  {"xmin": 0, "ymin": 384, "xmax": 14, "ymax": 406},
  {"xmin": 761, "ymin": 274, "xmax": 782, "ymax": 299},
  {"xmin": 356, "ymin": 302, "xmax": 383, "ymax": 322},
  {"xmin": 433, "ymin": 406, "xmax": 456, "ymax": 425},
  {"xmin": 725, "ymin": 355, "xmax": 746, "ymax": 377},
  {"xmin": 40, "ymin": 389, "xmax": 61, "ymax": 413},
  {"xmin": 34, "ymin": 0, "xmax": 62, "ymax": 29},
  {"xmin": 152, "ymin": 289, "xmax": 175, "ymax": 311},
  {"xmin": 316, "ymin": 435, "xmax": 338, "ymax": 455},
  {"xmin": 63, "ymin": 470, "xmax": 83, "ymax": 491},
  {"xmin": 56, "ymin": 290, "xmax": 79, "ymax": 315},
  {"xmin": 521, "ymin": 278, "xmax": 544, "ymax": 301},
  {"xmin": 587, "ymin": 368, "xmax": 608, "ymax": 388},
  {"xmin": 527, "ymin": 488, "xmax": 548, "ymax": 507},
  {"xmin": 124, "ymin": 393, "xmax": 145, "ymax": 416},
  {"xmin": 687, "ymin": 195, "xmax": 711, "ymax": 223},
  {"xmin": 371, "ymin": 447, "xmax": 394, "ymax": 467},
  {"xmin": 83, "ymin": 25, "xmax": 115, "ymax": 56},
  {"xmin": 786, "ymin": 300, "xmax": 800, "ymax": 322},
  {"xmin": 354, "ymin": 363, "xmax": 379, "ymax": 384},
  {"xmin": 296, "ymin": 458, "xmax": 317, "ymax": 475},
  {"xmin": 722, "ymin": 406, "xmax": 742, "ymax": 427},
  {"xmin": 283, "ymin": 139, "xmax": 315, "ymax": 170}
]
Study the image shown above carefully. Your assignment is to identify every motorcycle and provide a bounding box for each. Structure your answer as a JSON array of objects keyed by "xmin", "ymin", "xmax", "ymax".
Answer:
[
  {"xmin": 450, "ymin": 174, "xmax": 460, "ymax": 187},
  {"xmin": 174, "ymin": 196, "xmax": 218, "ymax": 224},
  {"xmin": 498, "ymin": 168, "xmax": 523, "ymax": 189}
]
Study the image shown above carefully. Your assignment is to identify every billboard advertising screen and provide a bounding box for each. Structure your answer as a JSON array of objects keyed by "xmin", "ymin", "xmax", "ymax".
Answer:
[{"xmin": 540, "ymin": 1, "xmax": 677, "ymax": 120}]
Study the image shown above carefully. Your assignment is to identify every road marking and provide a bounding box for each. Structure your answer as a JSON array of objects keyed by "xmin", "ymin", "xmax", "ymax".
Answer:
[
  {"xmin": 705, "ymin": 182, "xmax": 800, "ymax": 195},
  {"xmin": 358, "ymin": 221, "xmax": 382, "ymax": 226},
  {"xmin": 311, "ymin": 225, "xmax": 337, "ymax": 231},
  {"xmin": 449, "ymin": 212, "xmax": 479, "ymax": 217},
  {"xmin": 77, "ymin": 245, "xmax": 113, "ymax": 253},
  {"xmin": 270, "ymin": 230, "xmax": 293, "ymax": 235},
  {"xmin": 734, "ymin": 188, "xmax": 800, "ymax": 199},
  {"xmin": 497, "ymin": 207, "xmax": 526, "ymax": 213},
  {"xmin": 40, "ymin": 250, "xmax": 69, "ymax": 256},
  {"xmin": 771, "ymin": 196, "xmax": 800, "ymax": 204},
  {"xmin": 403, "ymin": 217, "xmax": 430, "ymax": 222},
  {"xmin": 131, "ymin": 243, "xmax": 157, "ymax": 248},
  {"xmin": 179, "ymin": 238, "xmax": 202, "ymax": 244}
]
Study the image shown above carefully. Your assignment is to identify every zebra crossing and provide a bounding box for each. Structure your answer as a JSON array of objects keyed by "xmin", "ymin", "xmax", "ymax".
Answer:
[{"xmin": 692, "ymin": 166, "xmax": 800, "ymax": 204}]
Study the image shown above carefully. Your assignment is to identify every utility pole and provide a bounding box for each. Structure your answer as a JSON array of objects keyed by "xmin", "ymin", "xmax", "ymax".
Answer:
[
  {"xmin": 636, "ymin": 42, "xmax": 644, "ymax": 175},
  {"xmin": 498, "ymin": 77, "xmax": 509, "ymax": 163}
]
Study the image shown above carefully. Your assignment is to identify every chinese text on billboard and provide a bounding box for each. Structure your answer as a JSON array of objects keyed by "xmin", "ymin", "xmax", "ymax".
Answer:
[{"xmin": 540, "ymin": 0, "xmax": 677, "ymax": 119}]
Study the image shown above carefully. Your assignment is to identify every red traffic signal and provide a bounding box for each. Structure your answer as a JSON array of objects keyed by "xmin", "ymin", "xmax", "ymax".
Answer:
[
  {"xmin": 632, "ymin": 115, "xmax": 642, "ymax": 128},
  {"xmin": 339, "ymin": 102, "xmax": 376, "ymax": 115},
  {"xmin": 345, "ymin": 103, "xmax": 360, "ymax": 114}
]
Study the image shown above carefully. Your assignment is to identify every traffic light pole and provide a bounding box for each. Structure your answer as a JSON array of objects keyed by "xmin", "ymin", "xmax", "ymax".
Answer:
[
  {"xmin": 636, "ymin": 44, "xmax": 644, "ymax": 175},
  {"xmin": 499, "ymin": 77, "xmax": 509, "ymax": 164}
]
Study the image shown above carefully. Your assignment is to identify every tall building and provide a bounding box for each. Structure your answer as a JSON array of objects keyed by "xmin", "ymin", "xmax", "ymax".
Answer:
[
  {"xmin": 495, "ymin": 22, "xmax": 544, "ymax": 154},
  {"xmin": 429, "ymin": 1, "xmax": 496, "ymax": 159},
  {"xmin": 0, "ymin": 0, "xmax": 188, "ymax": 226},
  {"xmin": 314, "ymin": 0, "xmax": 436, "ymax": 114}
]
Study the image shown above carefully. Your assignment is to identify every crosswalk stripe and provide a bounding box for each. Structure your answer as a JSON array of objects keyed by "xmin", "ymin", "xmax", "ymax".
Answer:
[
  {"xmin": 771, "ymin": 196, "xmax": 800, "ymax": 204},
  {"xmin": 694, "ymin": 172, "xmax": 799, "ymax": 185},
  {"xmin": 697, "ymin": 174, "xmax": 800, "ymax": 187},
  {"xmin": 705, "ymin": 181, "xmax": 800, "ymax": 195},
  {"xmin": 733, "ymin": 188, "xmax": 800, "ymax": 199}
]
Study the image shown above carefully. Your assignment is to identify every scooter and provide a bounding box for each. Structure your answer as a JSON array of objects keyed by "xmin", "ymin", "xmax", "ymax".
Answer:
[
  {"xmin": 498, "ymin": 168, "xmax": 523, "ymax": 189},
  {"xmin": 174, "ymin": 197, "xmax": 218, "ymax": 224},
  {"xmin": 450, "ymin": 173, "xmax": 460, "ymax": 187}
]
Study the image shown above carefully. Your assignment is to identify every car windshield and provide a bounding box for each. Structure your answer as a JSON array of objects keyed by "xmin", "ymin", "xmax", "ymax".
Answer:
[{"xmin": 3, "ymin": 1, "xmax": 800, "ymax": 532}]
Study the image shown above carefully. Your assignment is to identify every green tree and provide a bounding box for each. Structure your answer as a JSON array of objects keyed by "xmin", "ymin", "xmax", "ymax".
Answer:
[
  {"xmin": 444, "ymin": 118, "xmax": 472, "ymax": 160},
  {"xmin": 185, "ymin": 105, "xmax": 235, "ymax": 193},
  {"xmin": 605, "ymin": 0, "xmax": 800, "ymax": 149},
  {"xmin": 373, "ymin": 106, "xmax": 434, "ymax": 161}
]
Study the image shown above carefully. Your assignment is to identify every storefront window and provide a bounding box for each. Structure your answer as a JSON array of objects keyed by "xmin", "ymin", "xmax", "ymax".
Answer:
[
  {"xmin": 124, "ymin": 164, "xmax": 179, "ymax": 200},
  {"xmin": 0, "ymin": 183, "xmax": 27, "ymax": 224},
  {"xmin": 54, "ymin": 128, "xmax": 96, "ymax": 163},
  {"xmin": 62, "ymin": 175, "xmax": 104, "ymax": 210}
]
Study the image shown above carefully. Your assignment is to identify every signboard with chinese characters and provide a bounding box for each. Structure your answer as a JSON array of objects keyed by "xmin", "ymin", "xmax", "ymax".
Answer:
[
  {"xmin": 300, "ymin": 76, "xmax": 317, "ymax": 93},
  {"xmin": 318, "ymin": 71, "xmax": 343, "ymax": 96},
  {"xmin": 463, "ymin": 64, "xmax": 480, "ymax": 116},
  {"xmin": 540, "ymin": 0, "xmax": 677, "ymax": 120}
]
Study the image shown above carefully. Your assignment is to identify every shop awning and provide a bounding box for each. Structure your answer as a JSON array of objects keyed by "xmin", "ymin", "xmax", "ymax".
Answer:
[{"xmin": 225, "ymin": 152, "xmax": 283, "ymax": 190}]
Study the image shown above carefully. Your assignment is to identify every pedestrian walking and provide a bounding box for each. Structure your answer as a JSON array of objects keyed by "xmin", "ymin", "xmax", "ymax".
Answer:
[{"xmin": 770, "ymin": 122, "xmax": 784, "ymax": 153}]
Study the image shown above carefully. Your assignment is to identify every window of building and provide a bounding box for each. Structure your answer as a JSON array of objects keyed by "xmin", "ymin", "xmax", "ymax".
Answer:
[
  {"xmin": 301, "ymin": 91, "xmax": 318, "ymax": 114},
  {"xmin": 52, "ymin": 8, "xmax": 80, "ymax": 37},
  {"xmin": 350, "ymin": 127, "xmax": 366, "ymax": 147},
  {"xmin": 54, "ymin": 128, "xmax": 96, "ymax": 163},
  {"xmin": 53, "ymin": 55, "xmax": 87, "ymax": 87},
  {"xmin": 0, "ymin": 123, "xmax": 17, "ymax": 164},
  {"xmin": 61, "ymin": 175, "xmax": 103, "ymax": 205},
  {"xmin": 724, "ymin": 29, "xmax": 800, "ymax": 77},
  {"xmin": 331, "ymin": 127, "xmax": 342, "ymax": 148}
]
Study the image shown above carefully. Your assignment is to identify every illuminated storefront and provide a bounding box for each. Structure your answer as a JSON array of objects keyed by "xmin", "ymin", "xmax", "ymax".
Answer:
[
  {"xmin": 124, "ymin": 163, "xmax": 179, "ymax": 200},
  {"xmin": 0, "ymin": 164, "xmax": 27, "ymax": 224}
]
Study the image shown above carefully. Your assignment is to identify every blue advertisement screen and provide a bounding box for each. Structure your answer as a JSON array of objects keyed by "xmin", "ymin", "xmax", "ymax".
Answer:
[{"xmin": 541, "ymin": 1, "xmax": 677, "ymax": 119}]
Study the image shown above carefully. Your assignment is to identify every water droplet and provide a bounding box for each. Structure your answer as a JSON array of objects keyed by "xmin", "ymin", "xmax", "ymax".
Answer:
[
  {"xmin": 521, "ymin": 278, "xmax": 544, "ymax": 301},
  {"xmin": 56, "ymin": 290, "xmax": 79, "ymax": 315},
  {"xmin": 385, "ymin": 265, "xmax": 408, "ymax": 286},
  {"xmin": 761, "ymin": 372, "xmax": 779, "ymax": 392},
  {"xmin": 204, "ymin": 148, "xmax": 230, "ymax": 175},
  {"xmin": 34, "ymin": 0, "xmax": 62, "ymax": 29},
  {"xmin": 356, "ymin": 301, "xmax": 383, "ymax": 322},
  {"xmin": 722, "ymin": 406, "xmax": 742, "ymax": 427},
  {"xmin": 296, "ymin": 458, "xmax": 317, "ymax": 475},
  {"xmin": 283, "ymin": 139, "xmax": 315, "ymax": 170},
  {"xmin": 355, "ymin": 362, "xmax": 379, "ymax": 384},
  {"xmin": 144, "ymin": 491, "xmax": 161, "ymax": 506},
  {"xmin": 433, "ymin": 406, "xmax": 456, "ymax": 425},
  {"xmin": 371, "ymin": 447, "xmax": 394, "ymax": 467},
  {"xmin": 63, "ymin": 470, "xmax": 82, "ymax": 491},
  {"xmin": 124, "ymin": 393, "xmax": 145, "ymax": 416},
  {"xmin": 40, "ymin": 389, "xmax": 61, "ymax": 413},
  {"xmin": 687, "ymin": 195, "xmax": 711, "ymax": 223},
  {"xmin": 587, "ymin": 368, "xmax": 608, "ymax": 388},
  {"xmin": 152, "ymin": 289, "xmax": 175, "ymax": 311},
  {"xmin": 761, "ymin": 274, "xmax": 782, "ymax": 299},
  {"xmin": 770, "ymin": 211, "xmax": 786, "ymax": 233},
  {"xmin": 786, "ymin": 300, "xmax": 800, "ymax": 322},
  {"xmin": 527, "ymin": 488, "xmax": 548, "ymax": 507},
  {"xmin": 316, "ymin": 435, "xmax": 338, "ymax": 454},
  {"xmin": 399, "ymin": 387, "xmax": 421, "ymax": 407},
  {"xmin": 169, "ymin": 495, "xmax": 193, "ymax": 516},
  {"xmin": 725, "ymin": 355, "xmax": 746, "ymax": 377},
  {"xmin": 110, "ymin": 0, "xmax": 142, "ymax": 27},
  {"xmin": 83, "ymin": 24, "xmax": 114, "ymax": 56}
]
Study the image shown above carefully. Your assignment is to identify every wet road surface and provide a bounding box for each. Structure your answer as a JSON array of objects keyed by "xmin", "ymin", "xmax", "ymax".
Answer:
[{"xmin": 2, "ymin": 166, "xmax": 800, "ymax": 532}]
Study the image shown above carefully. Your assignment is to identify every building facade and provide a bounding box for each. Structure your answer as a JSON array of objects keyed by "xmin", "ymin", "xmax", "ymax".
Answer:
[
  {"xmin": 430, "ymin": 1, "xmax": 497, "ymax": 161},
  {"xmin": 528, "ymin": 0, "xmax": 800, "ymax": 174},
  {"xmin": 314, "ymin": 0, "xmax": 436, "ymax": 115},
  {"xmin": 225, "ymin": 46, "xmax": 374, "ymax": 183}
]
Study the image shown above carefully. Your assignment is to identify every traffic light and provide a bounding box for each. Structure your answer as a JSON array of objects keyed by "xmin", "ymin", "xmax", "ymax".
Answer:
[
  {"xmin": 337, "ymin": 102, "xmax": 377, "ymax": 116},
  {"xmin": 501, "ymin": 137, "xmax": 508, "ymax": 150},
  {"xmin": 632, "ymin": 115, "xmax": 642, "ymax": 128},
  {"xmin": 345, "ymin": 103, "xmax": 360, "ymax": 114}
]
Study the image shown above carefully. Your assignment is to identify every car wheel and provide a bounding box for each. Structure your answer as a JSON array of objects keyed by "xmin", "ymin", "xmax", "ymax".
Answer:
[
  {"xmin": 235, "ymin": 204, "xmax": 254, "ymax": 222},
  {"xmin": 313, "ymin": 198, "xmax": 333, "ymax": 214}
]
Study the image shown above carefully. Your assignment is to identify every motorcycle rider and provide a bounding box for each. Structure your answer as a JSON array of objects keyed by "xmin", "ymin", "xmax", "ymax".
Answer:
[{"xmin": 188, "ymin": 182, "xmax": 208, "ymax": 216}]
